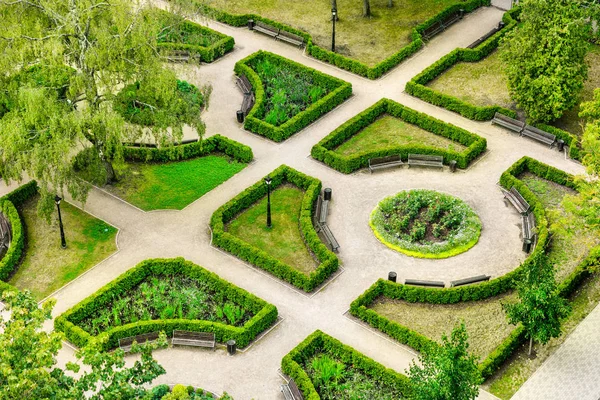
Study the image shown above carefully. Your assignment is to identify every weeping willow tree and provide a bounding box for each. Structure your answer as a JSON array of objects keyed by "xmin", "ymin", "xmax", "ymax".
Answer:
[{"xmin": 0, "ymin": 0, "xmax": 206, "ymax": 218}]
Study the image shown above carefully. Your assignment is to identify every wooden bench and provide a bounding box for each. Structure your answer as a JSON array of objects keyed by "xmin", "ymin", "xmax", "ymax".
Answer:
[
  {"xmin": 164, "ymin": 50, "xmax": 191, "ymax": 63},
  {"xmin": 252, "ymin": 21, "xmax": 279, "ymax": 38},
  {"xmin": 408, "ymin": 154, "xmax": 444, "ymax": 169},
  {"xmin": 450, "ymin": 275, "xmax": 491, "ymax": 287},
  {"xmin": 521, "ymin": 125, "xmax": 556, "ymax": 148},
  {"xmin": 502, "ymin": 187, "xmax": 530, "ymax": 215},
  {"xmin": 319, "ymin": 197, "xmax": 329, "ymax": 225},
  {"xmin": 522, "ymin": 212, "xmax": 536, "ymax": 242},
  {"xmin": 281, "ymin": 378, "xmax": 303, "ymax": 400},
  {"xmin": 422, "ymin": 11, "xmax": 463, "ymax": 41},
  {"xmin": 118, "ymin": 332, "xmax": 160, "ymax": 352},
  {"xmin": 368, "ymin": 155, "xmax": 403, "ymax": 173},
  {"xmin": 313, "ymin": 195, "xmax": 323, "ymax": 232},
  {"xmin": 172, "ymin": 330, "xmax": 216, "ymax": 350},
  {"xmin": 492, "ymin": 112, "xmax": 525, "ymax": 134},
  {"xmin": 236, "ymin": 75, "xmax": 252, "ymax": 95},
  {"xmin": 241, "ymin": 93, "xmax": 255, "ymax": 117},
  {"xmin": 321, "ymin": 224, "xmax": 340, "ymax": 253},
  {"xmin": 277, "ymin": 30, "xmax": 304, "ymax": 47},
  {"xmin": 405, "ymin": 279, "xmax": 445, "ymax": 288}
]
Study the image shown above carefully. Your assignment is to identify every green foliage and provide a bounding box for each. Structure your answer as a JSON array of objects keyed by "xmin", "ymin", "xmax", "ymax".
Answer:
[
  {"xmin": 0, "ymin": 290, "xmax": 166, "ymax": 399},
  {"xmin": 370, "ymin": 189, "xmax": 482, "ymax": 258},
  {"xmin": 54, "ymin": 258, "xmax": 278, "ymax": 350},
  {"xmin": 210, "ymin": 165, "xmax": 339, "ymax": 292},
  {"xmin": 501, "ymin": 0, "xmax": 590, "ymax": 123},
  {"xmin": 406, "ymin": 8, "xmax": 519, "ymax": 121},
  {"xmin": 281, "ymin": 330, "xmax": 412, "ymax": 399},
  {"xmin": 407, "ymin": 322, "xmax": 482, "ymax": 400},
  {"xmin": 235, "ymin": 51, "xmax": 352, "ymax": 142},
  {"xmin": 311, "ymin": 98, "xmax": 487, "ymax": 173}
]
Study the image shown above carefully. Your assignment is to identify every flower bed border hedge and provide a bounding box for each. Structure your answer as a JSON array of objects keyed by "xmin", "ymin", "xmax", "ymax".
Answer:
[
  {"xmin": 54, "ymin": 257, "xmax": 278, "ymax": 351},
  {"xmin": 235, "ymin": 51, "xmax": 352, "ymax": 142},
  {"xmin": 194, "ymin": 0, "xmax": 490, "ymax": 79},
  {"xmin": 310, "ymin": 98, "xmax": 487, "ymax": 173},
  {"xmin": 350, "ymin": 156, "xmax": 595, "ymax": 379},
  {"xmin": 210, "ymin": 165, "xmax": 339, "ymax": 292},
  {"xmin": 281, "ymin": 330, "xmax": 412, "ymax": 400},
  {"xmin": 122, "ymin": 134, "xmax": 253, "ymax": 164},
  {"xmin": 156, "ymin": 10, "xmax": 234, "ymax": 63}
]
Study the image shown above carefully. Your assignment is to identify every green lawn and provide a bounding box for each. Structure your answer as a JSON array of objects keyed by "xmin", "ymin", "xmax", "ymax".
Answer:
[
  {"xmin": 226, "ymin": 185, "xmax": 318, "ymax": 275},
  {"xmin": 428, "ymin": 45, "xmax": 600, "ymax": 137},
  {"xmin": 333, "ymin": 114, "xmax": 466, "ymax": 157},
  {"xmin": 9, "ymin": 195, "xmax": 117, "ymax": 300},
  {"xmin": 206, "ymin": 0, "xmax": 464, "ymax": 66},
  {"xmin": 106, "ymin": 155, "xmax": 246, "ymax": 211}
]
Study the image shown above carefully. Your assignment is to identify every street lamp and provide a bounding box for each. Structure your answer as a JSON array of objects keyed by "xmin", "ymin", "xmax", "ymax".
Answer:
[
  {"xmin": 265, "ymin": 176, "xmax": 272, "ymax": 228},
  {"xmin": 331, "ymin": 8, "xmax": 337, "ymax": 52},
  {"xmin": 54, "ymin": 195, "xmax": 67, "ymax": 249}
]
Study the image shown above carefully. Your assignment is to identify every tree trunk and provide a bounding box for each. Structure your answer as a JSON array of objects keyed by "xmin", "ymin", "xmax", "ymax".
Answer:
[
  {"xmin": 363, "ymin": 0, "xmax": 371, "ymax": 17},
  {"xmin": 528, "ymin": 337, "xmax": 533, "ymax": 357},
  {"xmin": 103, "ymin": 160, "xmax": 116, "ymax": 184},
  {"xmin": 331, "ymin": 0, "xmax": 339, "ymax": 20},
  {"xmin": 388, "ymin": 0, "xmax": 393, "ymax": 7}
]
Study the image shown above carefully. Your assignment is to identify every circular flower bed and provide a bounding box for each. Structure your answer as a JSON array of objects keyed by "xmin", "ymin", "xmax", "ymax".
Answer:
[{"xmin": 370, "ymin": 189, "xmax": 481, "ymax": 259}]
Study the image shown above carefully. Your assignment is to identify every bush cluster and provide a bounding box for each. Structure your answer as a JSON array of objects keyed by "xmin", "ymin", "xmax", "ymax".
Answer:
[
  {"xmin": 54, "ymin": 257, "xmax": 278, "ymax": 350},
  {"xmin": 194, "ymin": 0, "xmax": 489, "ymax": 79},
  {"xmin": 405, "ymin": 8, "xmax": 519, "ymax": 121},
  {"xmin": 149, "ymin": 384, "xmax": 230, "ymax": 400},
  {"xmin": 210, "ymin": 165, "xmax": 339, "ymax": 292},
  {"xmin": 281, "ymin": 330, "xmax": 412, "ymax": 400},
  {"xmin": 311, "ymin": 98, "xmax": 487, "ymax": 173},
  {"xmin": 122, "ymin": 134, "xmax": 253, "ymax": 164},
  {"xmin": 350, "ymin": 156, "xmax": 588, "ymax": 379},
  {"xmin": 235, "ymin": 51, "xmax": 352, "ymax": 142}
]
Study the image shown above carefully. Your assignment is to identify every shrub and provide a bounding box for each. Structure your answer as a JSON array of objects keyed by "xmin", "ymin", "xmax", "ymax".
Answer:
[
  {"xmin": 234, "ymin": 51, "xmax": 352, "ymax": 142},
  {"xmin": 210, "ymin": 165, "xmax": 339, "ymax": 292},
  {"xmin": 311, "ymin": 98, "xmax": 487, "ymax": 173},
  {"xmin": 54, "ymin": 257, "xmax": 278, "ymax": 350}
]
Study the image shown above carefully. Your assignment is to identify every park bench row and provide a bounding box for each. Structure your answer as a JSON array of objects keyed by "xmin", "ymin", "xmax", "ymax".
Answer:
[
  {"xmin": 401, "ymin": 274, "xmax": 491, "ymax": 288},
  {"xmin": 369, "ymin": 154, "xmax": 457, "ymax": 173},
  {"xmin": 248, "ymin": 20, "xmax": 304, "ymax": 48},
  {"xmin": 492, "ymin": 112, "xmax": 566, "ymax": 151},
  {"xmin": 235, "ymin": 75, "xmax": 255, "ymax": 122},
  {"xmin": 118, "ymin": 330, "xmax": 215, "ymax": 353},
  {"xmin": 314, "ymin": 191, "xmax": 340, "ymax": 252},
  {"xmin": 501, "ymin": 186, "xmax": 536, "ymax": 253},
  {"xmin": 422, "ymin": 9, "xmax": 464, "ymax": 41}
]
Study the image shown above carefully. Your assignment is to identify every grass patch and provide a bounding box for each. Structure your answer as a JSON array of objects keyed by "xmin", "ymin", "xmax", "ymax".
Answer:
[
  {"xmin": 226, "ymin": 185, "xmax": 318, "ymax": 275},
  {"xmin": 106, "ymin": 155, "xmax": 246, "ymax": 211},
  {"xmin": 333, "ymin": 114, "xmax": 467, "ymax": 157},
  {"xmin": 207, "ymin": 0, "xmax": 463, "ymax": 66},
  {"xmin": 9, "ymin": 195, "xmax": 117, "ymax": 300}
]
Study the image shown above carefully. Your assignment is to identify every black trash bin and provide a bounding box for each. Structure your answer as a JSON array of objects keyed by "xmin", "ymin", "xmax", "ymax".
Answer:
[
  {"xmin": 557, "ymin": 139, "xmax": 565, "ymax": 152},
  {"xmin": 248, "ymin": 19, "xmax": 255, "ymax": 30},
  {"xmin": 459, "ymin": 8, "xmax": 464, "ymax": 18},
  {"xmin": 236, "ymin": 110, "xmax": 244, "ymax": 123},
  {"xmin": 388, "ymin": 271, "xmax": 397, "ymax": 283},
  {"xmin": 324, "ymin": 188, "xmax": 332, "ymax": 201},
  {"xmin": 522, "ymin": 239, "xmax": 532, "ymax": 253},
  {"xmin": 449, "ymin": 160, "xmax": 457, "ymax": 173},
  {"xmin": 498, "ymin": 21, "xmax": 506, "ymax": 30},
  {"xmin": 227, "ymin": 340, "xmax": 236, "ymax": 355}
]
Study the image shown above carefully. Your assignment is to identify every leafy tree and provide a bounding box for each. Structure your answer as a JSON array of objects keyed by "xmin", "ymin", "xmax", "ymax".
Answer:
[
  {"xmin": 0, "ymin": 0, "xmax": 206, "ymax": 218},
  {"xmin": 500, "ymin": 0, "xmax": 591, "ymax": 123},
  {"xmin": 502, "ymin": 252, "xmax": 571, "ymax": 356},
  {"xmin": 406, "ymin": 322, "xmax": 482, "ymax": 400},
  {"xmin": 0, "ymin": 289, "xmax": 167, "ymax": 399}
]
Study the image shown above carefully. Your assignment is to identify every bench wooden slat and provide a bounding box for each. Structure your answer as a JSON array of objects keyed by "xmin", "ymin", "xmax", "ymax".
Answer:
[
  {"xmin": 450, "ymin": 275, "xmax": 491, "ymax": 287},
  {"xmin": 119, "ymin": 332, "xmax": 160, "ymax": 352},
  {"xmin": 321, "ymin": 224, "xmax": 340, "ymax": 252},
  {"xmin": 319, "ymin": 199, "xmax": 329, "ymax": 224},
  {"xmin": 281, "ymin": 379, "xmax": 303, "ymax": 400},
  {"xmin": 521, "ymin": 125, "xmax": 556, "ymax": 148},
  {"xmin": 172, "ymin": 330, "xmax": 215, "ymax": 350},
  {"xmin": 408, "ymin": 154, "xmax": 444, "ymax": 169},
  {"xmin": 502, "ymin": 187, "xmax": 530, "ymax": 215},
  {"xmin": 422, "ymin": 11, "xmax": 462, "ymax": 41},
  {"xmin": 241, "ymin": 93, "xmax": 255, "ymax": 116},
  {"xmin": 492, "ymin": 112, "xmax": 525, "ymax": 133},
  {"xmin": 368, "ymin": 155, "xmax": 403, "ymax": 173},
  {"xmin": 405, "ymin": 279, "xmax": 445, "ymax": 288},
  {"xmin": 277, "ymin": 31, "xmax": 304, "ymax": 47},
  {"xmin": 236, "ymin": 75, "xmax": 252, "ymax": 95},
  {"xmin": 253, "ymin": 21, "xmax": 279, "ymax": 37},
  {"xmin": 522, "ymin": 212, "xmax": 535, "ymax": 241},
  {"xmin": 313, "ymin": 195, "xmax": 323, "ymax": 232}
]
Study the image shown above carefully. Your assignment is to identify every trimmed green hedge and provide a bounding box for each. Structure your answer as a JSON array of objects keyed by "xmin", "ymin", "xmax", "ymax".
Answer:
[
  {"xmin": 235, "ymin": 51, "xmax": 352, "ymax": 142},
  {"xmin": 311, "ymin": 98, "xmax": 487, "ymax": 173},
  {"xmin": 195, "ymin": 0, "xmax": 490, "ymax": 79},
  {"xmin": 122, "ymin": 134, "xmax": 253, "ymax": 164},
  {"xmin": 54, "ymin": 257, "xmax": 278, "ymax": 350},
  {"xmin": 350, "ymin": 156, "xmax": 587, "ymax": 379},
  {"xmin": 281, "ymin": 330, "xmax": 412, "ymax": 399},
  {"xmin": 210, "ymin": 165, "xmax": 339, "ymax": 292},
  {"xmin": 406, "ymin": 8, "xmax": 520, "ymax": 121}
]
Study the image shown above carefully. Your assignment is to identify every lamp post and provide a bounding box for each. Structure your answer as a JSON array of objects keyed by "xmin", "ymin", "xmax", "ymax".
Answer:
[
  {"xmin": 265, "ymin": 176, "xmax": 272, "ymax": 228},
  {"xmin": 54, "ymin": 195, "xmax": 67, "ymax": 249},
  {"xmin": 331, "ymin": 8, "xmax": 337, "ymax": 52}
]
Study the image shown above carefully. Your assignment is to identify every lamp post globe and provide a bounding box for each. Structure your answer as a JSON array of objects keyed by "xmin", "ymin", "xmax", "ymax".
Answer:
[
  {"xmin": 265, "ymin": 176, "xmax": 272, "ymax": 228},
  {"xmin": 331, "ymin": 8, "xmax": 337, "ymax": 52},
  {"xmin": 54, "ymin": 195, "xmax": 67, "ymax": 249}
]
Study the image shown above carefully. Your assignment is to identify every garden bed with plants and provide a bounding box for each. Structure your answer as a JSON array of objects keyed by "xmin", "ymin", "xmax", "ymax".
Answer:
[
  {"xmin": 210, "ymin": 165, "xmax": 339, "ymax": 292},
  {"xmin": 54, "ymin": 257, "xmax": 278, "ymax": 350},
  {"xmin": 350, "ymin": 156, "xmax": 600, "ymax": 390},
  {"xmin": 311, "ymin": 98, "xmax": 486, "ymax": 173},
  {"xmin": 155, "ymin": 9, "xmax": 234, "ymax": 63},
  {"xmin": 370, "ymin": 189, "xmax": 482, "ymax": 259},
  {"xmin": 198, "ymin": 0, "xmax": 490, "ymax": 79},
  {"xmin": 149, "ymin": 384, "xmax": 231, "ymax": 400},
  {"xmin": 234, "ymin": 51, "xmax": 352, "ymax": 142},
  {"xmin": 281, "ymin": 330, "xmax": 411, "ymax": 399}
]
